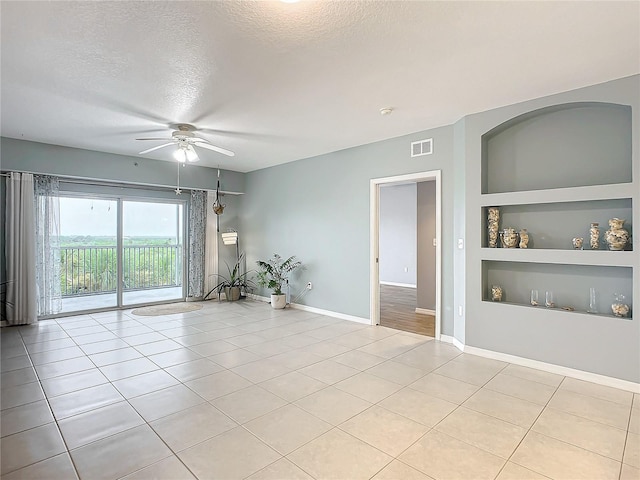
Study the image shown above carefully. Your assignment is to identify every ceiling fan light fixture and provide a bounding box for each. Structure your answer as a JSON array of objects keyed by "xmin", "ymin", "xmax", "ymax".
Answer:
[
  {"xmin": 186, "ymin": 145, "xmax": 199, "ymax": 162},
  {"xmin": 173, "ymin": 144, "xmax": 199, "ymax": 163},
  {"xmin": 173, "ymin": 147, "xmax": 187, "ymax": 163}
]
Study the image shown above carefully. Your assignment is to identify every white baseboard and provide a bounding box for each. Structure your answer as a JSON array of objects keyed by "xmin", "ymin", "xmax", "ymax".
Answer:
[
  {"xmin": 463, "ymin": 344, "xmax": 640, "ymax": 394},
  {"xmin": 246, "ymin": 294, "xmax": 270, "ymax": 303},
  {"xmin": 415, "ymin": 307, "xmax": 435, "ymax": 315},
  {"xmin": 245, "ymin": 295, "xmax": 371, "ymax": 325},
  {"xmin": 439, "ymin": 334, "xmax": 454, "ymax": 344},
  {"xmin": 289, "ymin": 303, "xmax": 371, "ymax": 325},
  {"xmin": 380, "ymin": 281, "xmax": 417, "ymax": 288}
]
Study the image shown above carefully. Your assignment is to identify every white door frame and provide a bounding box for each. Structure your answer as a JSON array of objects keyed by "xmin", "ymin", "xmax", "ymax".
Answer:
[{"xmin": 370, "ymin": 170, "xmax": 442, "ymax": 340}]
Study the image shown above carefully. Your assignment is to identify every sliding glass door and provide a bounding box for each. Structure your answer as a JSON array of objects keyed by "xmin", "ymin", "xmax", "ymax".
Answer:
[
  {"xmin": 59, "ymin": 196, "xmax": 118, "ymax": 312},
  {"xmin": 122, "ymin": 200, "xmax": 184, "ymax": 306},
  {"xmin": 58, "ymin": 194, "xmax": 185, "ymax": 314}
]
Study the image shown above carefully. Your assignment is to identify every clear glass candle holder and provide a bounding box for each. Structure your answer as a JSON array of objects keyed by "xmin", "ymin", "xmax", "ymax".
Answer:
[
  {"xmin": 545, "ymin": 291, "xmax": 555, "ymax": 308},
  {"xmin": 530, "ymin": 289, "xmax": 539, "ymax": 306}
]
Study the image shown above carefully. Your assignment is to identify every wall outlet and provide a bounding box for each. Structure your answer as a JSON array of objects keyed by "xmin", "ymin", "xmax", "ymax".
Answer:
[
  {"xmin": 306, "ymin": 282, "xmax": 313, "ymax": 290},
  {"xmin": 457, "ymin": 238, "xmax": 464, "ymax": 249}
]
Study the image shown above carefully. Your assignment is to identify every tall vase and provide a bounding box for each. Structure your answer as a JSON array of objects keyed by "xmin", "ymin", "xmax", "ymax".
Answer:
[
  {"xmin": 487, "ymin": 207, "xmax": 500, "ymax": 248},
  {"xmin": 605, "ymin": 218, "xmax": 629, "ymax": 251},
  {"xmin": 519, "ymin": 229, "xmax": 529, "ymax": 249},
  {"xmin": 589, "ymin": 223, "xmax": 600, "ymax": 250}
]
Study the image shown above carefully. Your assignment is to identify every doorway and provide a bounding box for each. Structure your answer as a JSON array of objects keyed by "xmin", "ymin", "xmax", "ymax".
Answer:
[
  {"xmin": 58, "ymin": 195, "xmax": 185, "ymax": 314},
  {"xmin": 370, "ymin": 171, "xmax": 442, "ymax": 339}
]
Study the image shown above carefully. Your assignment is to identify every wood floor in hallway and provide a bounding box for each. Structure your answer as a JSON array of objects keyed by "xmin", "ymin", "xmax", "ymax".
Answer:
[{"xmin": 379, "ymin": 284, "xmax": 435, "ymax": 337}]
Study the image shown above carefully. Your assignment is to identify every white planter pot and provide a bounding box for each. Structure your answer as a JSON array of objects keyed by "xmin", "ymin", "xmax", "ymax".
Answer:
[{"xmin": 270, "ymin": 294, "xmax": 286, "ymax": 309}]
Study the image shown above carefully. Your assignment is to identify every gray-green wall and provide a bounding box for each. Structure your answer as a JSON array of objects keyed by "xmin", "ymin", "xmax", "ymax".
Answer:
[
  {"xmin": 463, "ymin": 75, "xmax": 639, "ymax": 382},
  {"xmin": 240, "ymin": 125, "xmax": 456, "ymax": 331}
]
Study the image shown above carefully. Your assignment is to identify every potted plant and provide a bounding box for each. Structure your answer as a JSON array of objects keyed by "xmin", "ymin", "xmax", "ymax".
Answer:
[
  {"xmin": 205, "ymin": 253, "xmax": 254, "ymax": 302},
  {"xmin": 256, "ymin": 254, "xmax": 302, "ymax": 309}
]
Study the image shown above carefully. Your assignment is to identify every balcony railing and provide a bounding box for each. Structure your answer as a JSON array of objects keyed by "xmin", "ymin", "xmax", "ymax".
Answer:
[{"xmin": 59, "ymin": 245, "xmax": 182, "ymax": 297}]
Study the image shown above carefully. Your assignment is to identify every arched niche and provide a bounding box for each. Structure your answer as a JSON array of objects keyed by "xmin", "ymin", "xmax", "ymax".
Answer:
[{"xmin": 481, "ymin": 102, "xmax": 632, "ymax": 194}]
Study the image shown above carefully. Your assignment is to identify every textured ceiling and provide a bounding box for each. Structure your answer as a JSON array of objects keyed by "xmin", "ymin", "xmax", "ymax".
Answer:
[{"xmin": 1, "ymin": 1, "xmax": 639, "ymax": 173}]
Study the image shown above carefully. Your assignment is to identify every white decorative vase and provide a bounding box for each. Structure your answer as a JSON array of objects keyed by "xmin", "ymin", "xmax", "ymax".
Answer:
[
  {"xmin": 270, "ymin": 294, "xmax": 286, "ymax": 309},
  {"xmin": 605, "ymin": 218, "xmax": 629, "ymax": 251}
]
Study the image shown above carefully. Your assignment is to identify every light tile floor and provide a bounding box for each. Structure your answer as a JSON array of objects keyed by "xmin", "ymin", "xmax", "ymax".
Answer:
[{"xmin": 1, "ymin": 299, "xmax": 638, "ymax": 480}]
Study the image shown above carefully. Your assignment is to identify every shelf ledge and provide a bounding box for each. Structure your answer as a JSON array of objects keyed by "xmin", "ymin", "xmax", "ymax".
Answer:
[
  {"xmin": 480, "ymin": 183, "xmax": 634, "ymax": 206},
  {"xmin": 480, "ymin": 248, "xmax": 636, "ymax": 267},
  {"xmin": 482, "ymin": 300, "xmax": 633, "ymax": 320}
]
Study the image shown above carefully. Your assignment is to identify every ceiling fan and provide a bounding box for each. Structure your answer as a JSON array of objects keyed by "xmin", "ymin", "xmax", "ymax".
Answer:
[{"xmin": 136, "ymin": 124, "xmax": 235, "ymax": 162}]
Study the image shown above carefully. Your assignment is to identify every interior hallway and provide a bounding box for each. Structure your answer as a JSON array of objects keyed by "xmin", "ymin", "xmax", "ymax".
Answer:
[{"xmin": 380, "ymin": 284, "xmax": 435, "ymax": 337}]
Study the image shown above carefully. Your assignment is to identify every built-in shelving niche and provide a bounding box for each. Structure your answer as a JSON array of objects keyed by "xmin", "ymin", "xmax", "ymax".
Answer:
[
  {"xmin": 481, "ymin": 198, "xmax": 633, "ymax": 250},
  {"xmin": 481, "ymin": 102, "xmax": 632, "ymax": 194},
  {"xmin": 482, "ymin": 260, "xmax": 633, "ymax": 319}
]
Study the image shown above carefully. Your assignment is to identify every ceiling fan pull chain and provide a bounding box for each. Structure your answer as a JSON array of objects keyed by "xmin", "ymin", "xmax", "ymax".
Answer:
[{"xmin": 175, "ymin": 161, "xmax": 182, "ymax": 195}]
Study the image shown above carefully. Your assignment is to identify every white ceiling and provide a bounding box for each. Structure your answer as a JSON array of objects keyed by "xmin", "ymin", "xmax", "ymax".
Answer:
[{"xmin": 1, "ymin": 1, "xmax": 638, "ymax": 173}]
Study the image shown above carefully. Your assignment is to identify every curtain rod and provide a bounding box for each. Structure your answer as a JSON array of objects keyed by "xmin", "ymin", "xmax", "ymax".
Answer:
[{"xmin": 0, "ymin": 170, "xmax": 243, "ymax": 195}]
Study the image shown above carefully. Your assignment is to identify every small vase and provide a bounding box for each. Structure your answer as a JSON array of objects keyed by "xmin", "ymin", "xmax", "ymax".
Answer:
[
  {"xmin": 611, "ymin": 293, "xmax": 630, "ymax": 318},
  {"xmin": 491, "ymin": 285, "xmax": 503, "ymax": 302},
  {"xmin": 501, "ymin": 228, "xmax": 518, "ymax": 248},
  {"xmin": 487, "ymin": 207, "xmax": 500, "ymax": 248},
  {"xmin": 572, "ymin": 237, "xmax": 584, "ymax": 250},
  {"xmin": 589, "ymin": 223, "xmax": 600, "ymax": 250},
  {"xmin": 519, "ymin": 229, "xmax": 529, "ymax": 249},
  {"xmin": 605, "ymin": 218, "xmax": 629, "ymax": 251}
]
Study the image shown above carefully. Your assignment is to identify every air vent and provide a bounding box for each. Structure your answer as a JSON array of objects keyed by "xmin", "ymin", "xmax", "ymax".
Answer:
[{"xmin": 411, "ymin": 138, "xmax": 433, "ymax": 157}]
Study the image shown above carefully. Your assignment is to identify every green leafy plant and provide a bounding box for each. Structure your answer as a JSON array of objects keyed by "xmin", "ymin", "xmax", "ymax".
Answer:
[
  {"xmin": 205, "ymin": 253, "xmax": 254, "ymax": 301},
  {"xmin": 256, "ymin": 254, "xmax": 302, "ymax": 295}
]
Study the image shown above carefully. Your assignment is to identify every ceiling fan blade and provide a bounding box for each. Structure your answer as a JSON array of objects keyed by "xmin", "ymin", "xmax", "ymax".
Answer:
[
  {"xmin": 136, "ymin": 137, "xmax": 172, "ymax": 141},
  {"xmin": 193, "ymin": 141, "xmax": 235, "ymax": 157},
  {"xmin": 139, "ymin": 143, "xmax": 175, "ymax": 155}
]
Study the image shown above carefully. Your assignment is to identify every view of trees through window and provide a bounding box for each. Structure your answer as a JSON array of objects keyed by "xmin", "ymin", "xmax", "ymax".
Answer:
[{"xmin": 59, "ymin": 196, "xmax": 183, "ymax": 297}]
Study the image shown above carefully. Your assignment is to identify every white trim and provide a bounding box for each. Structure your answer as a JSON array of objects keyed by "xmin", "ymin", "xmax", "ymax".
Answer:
[
  {"xmin": 463, "ymin": 344, "xmax": 640, "ymax": 394},
  {"xmin": 288, "ymin": 303, "xmax": 370, "ymax": 325},
  {"xmin": 243, "ymin": 296, "xmax": 370, "ymax": 325},
  {"xmin": 452, "ymin": 337, "xmax": 465, "ymax": 352},
  {"xmin": 380, "ymin": 281, "xmax": 417, "ymax": 288},
  {"xmin": 415, "ymin": 307, "xmax": 435, "ymax": 315},
  {"xmin": 370, "ymin": 180, "xmax": 380, "ymax": 326},
  {"xmin": 410, "ymin": 138, "xmax": 433, "ymax": 157},
  {"xmin": 246, "ymin": 294, "xmax": 270, "ymax": 303},
  {"xmin": 439, "ymin": 334, "xmax": 454, "ymax": 344},
  {"xmin": 370, "ymin": 170, "xmax": 442, "ymax": 341}
]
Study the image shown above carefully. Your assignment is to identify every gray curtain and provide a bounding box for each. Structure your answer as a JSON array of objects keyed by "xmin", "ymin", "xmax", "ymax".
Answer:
[
  {"xmin": 5, "ymin": 173, "xmax": 37, "ymax": 325},
  {"xmin": 188, "ymin": 190, "xmax": 207, "ymax": 298},
  {"xmin": 34, "ymin": 175, "xmax": 62, "ymax": 316}
]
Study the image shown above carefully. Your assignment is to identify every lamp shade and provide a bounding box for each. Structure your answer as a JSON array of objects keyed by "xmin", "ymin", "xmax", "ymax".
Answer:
[{"xmin": 221, "ymin": 232, "xmax": 238, "ymax": 245}]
